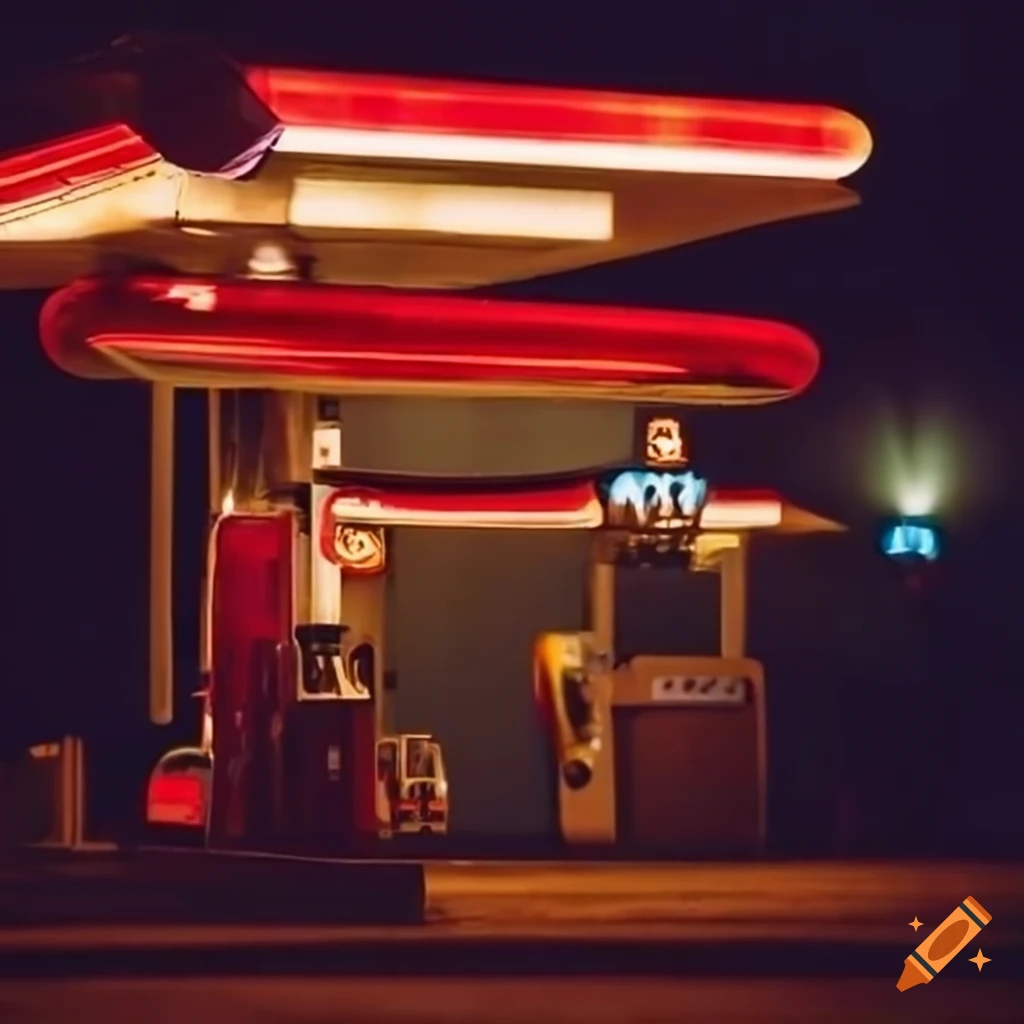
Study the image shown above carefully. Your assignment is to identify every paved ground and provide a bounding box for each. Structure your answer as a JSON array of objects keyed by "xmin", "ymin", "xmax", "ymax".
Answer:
[
  {"xmin": 3, "ymin": 857, "xmax": 1020, "ymax": 946},
  {"xmin": 1, "ymin": 977, "xmax": 1021, "ymax": 1023},
  {"xmin": 2, "ymin": 858, "xmax": 1021, "ymax": 1020},
  {"xmin": 425, "ymin": 859, "xmax": 1024, "ymax": 941}
]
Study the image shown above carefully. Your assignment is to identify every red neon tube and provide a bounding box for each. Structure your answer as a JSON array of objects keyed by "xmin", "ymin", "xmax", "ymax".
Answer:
[
  {"xmin": 247, "ymin": 67, "xmax": 871, "ymax": 180},
  {"xmin": 0, "ymin": 124, "xmax": 159, "ymax": 218},
  {"xmin": 40, "ymin": 275, "xmax": 819, "ymax": 404},
  {"xmin": 314, "ymin": 469, "xmax": 784, "ymax": 531}
]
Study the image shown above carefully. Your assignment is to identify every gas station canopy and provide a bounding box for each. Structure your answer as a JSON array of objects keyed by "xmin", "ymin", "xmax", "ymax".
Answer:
[
  {"xmin": 0, "ymin": 37, "xmax": 872, "ymax": 289},
  {"xmin": 40, "ymin": 273, "xmax": 821, "ymax": 404}
]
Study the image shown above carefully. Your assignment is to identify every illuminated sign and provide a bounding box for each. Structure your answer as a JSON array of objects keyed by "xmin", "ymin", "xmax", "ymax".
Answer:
[
  {"xmin": 880, "ymin": 516, "xmax": 940, "ymax": 563},
  {"xmin": 332, "ymin": 525, "xmax": 386, "ymax": 574},
  {"xmin": 602, "ymin": 469, "xmax": 708, "ymax": 532},
  {"xmin": 644, "ymin": 416, "xmax": 687, "ymax": 466}
]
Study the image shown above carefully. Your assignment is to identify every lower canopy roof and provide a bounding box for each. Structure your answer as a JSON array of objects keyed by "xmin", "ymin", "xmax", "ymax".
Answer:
[
  {"xmin": 39, "ymin": 274, "xmax": 820, "ymax": 405},
  {"xmin": 0, "ymin": 36, "xmax": 870, "ymax": 290},
  {"xmin": 311, "ymin": 466, "xmax": 844, "ymax": 535}
]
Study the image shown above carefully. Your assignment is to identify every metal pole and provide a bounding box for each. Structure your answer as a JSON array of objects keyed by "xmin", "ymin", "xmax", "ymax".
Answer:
[
  {"xmin": 207, "ymin": 390, "xmax": 221, "ymax": 516},
  {"xmin": 149, "ymin": 383, "xmax": 175, "ymax": 725},
  {"xmin": 720, "ymin": 536, "xmax": 748, "ymax": 659}
]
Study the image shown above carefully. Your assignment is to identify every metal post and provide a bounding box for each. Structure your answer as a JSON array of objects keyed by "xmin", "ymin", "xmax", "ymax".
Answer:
[
  {"xmin": 150, "ymin": 384, "xmax": 175, "ymax": 725},
  {"xmin": 57, "ymin": 736, "xmax": 84, "ymax": 848},
  {"xmin": 720, "ymin": 536, "xmax": 748, "ymax": 658}
]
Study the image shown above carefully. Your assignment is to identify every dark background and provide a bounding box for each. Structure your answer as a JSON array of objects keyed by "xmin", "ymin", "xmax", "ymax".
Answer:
[{"xmin": 2, "ymin": 3, "xmax": 1012, "ymax": 852}]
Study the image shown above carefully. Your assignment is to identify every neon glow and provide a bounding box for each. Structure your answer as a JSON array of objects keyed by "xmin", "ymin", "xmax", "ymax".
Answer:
[
  {"xmin": 329, "ymin": 483, "xmax": 604, "ymax": 530},
  {"xmin": 40, "ymin": 275, "xmax": 820, "ymax": 404},
  {"xmin": 288, "ymin": 178, "xmax": 614, "ymax": 241},
  {"xmin": 603, "ymin": 470, "xmax": 708, "ymax": 531},
  {"xmin": 146, "ymin": 772, "xmax": 206, "ymax": 827},
  {"xmin": 249, "ymin": 68, "xmax": 872, "ymax": 181},
  {"xmin": 320, "ymin": 473, "xmax": 786, "ymax": 533},
  {"xmin": 880, "ymin": 516, "xmax": 940, "ymax": 563},
  {"xmin": 699, "ymin": 496, "xmax": 782, "ymax": 530}
]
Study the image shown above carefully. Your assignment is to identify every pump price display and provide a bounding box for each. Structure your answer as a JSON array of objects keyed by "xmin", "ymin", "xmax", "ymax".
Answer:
[{"xmin": 651, "ymin": 675, "xmax": 748, "ymax": 705}]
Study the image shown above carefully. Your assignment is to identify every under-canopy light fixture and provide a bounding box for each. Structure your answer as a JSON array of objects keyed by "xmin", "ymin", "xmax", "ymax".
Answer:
[
  {"xmin": 288, "ymin": 178, "xmax": 614, "ymax": 241},
  {"xmin": 700, "ymin": 496, "xmax": 782, "ymax": 530},
  {"xmin": 247, "ymin": 243, "xmax": 295, "ymax": 278},
  {"xmin": 249, "ymin": 67, "xmax": 872, "ymax": 181}
]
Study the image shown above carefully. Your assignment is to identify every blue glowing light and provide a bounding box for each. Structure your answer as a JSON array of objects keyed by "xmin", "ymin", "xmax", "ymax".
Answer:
[
  {"xmin": 603, "ymin": 469, "xmax": 708, "ymax": 529},
  {"xmin": 879, "ymin": 517, "xmax": 941, "ymax": 563}
]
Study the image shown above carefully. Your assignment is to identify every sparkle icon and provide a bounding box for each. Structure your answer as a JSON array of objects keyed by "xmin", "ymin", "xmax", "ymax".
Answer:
[
  {"xmin": 909, "ymin": 917, "xmax": 923, "ymax": 931},
  {"xmin": 968, "ymin": 950, "xmax": 990, "ymax": 972}
]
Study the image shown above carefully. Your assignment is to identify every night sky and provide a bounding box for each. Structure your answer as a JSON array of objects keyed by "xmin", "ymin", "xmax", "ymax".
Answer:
[{"xmin": 4, "ymin": 3, "xmax": 1013, "ymax": 852}]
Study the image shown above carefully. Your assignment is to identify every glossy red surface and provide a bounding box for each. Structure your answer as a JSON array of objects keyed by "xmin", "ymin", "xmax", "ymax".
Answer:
[
  {"xmin": 40, "ymin": 275, "xmax": 819, "ymax": 402},
  {"xmin": 317, "ymin": 469, "xmax": 783, "ymax": 531},
  {"xmin": 146, "ymin": 774, "xmax": 205, "ymax": 826},
  {"xmin": 0, "ymin": 124, "xmax": 157, "ymax": 219},
  {"xmin": 208, "ymin": 513, "xmax": 293, "ymax": 846},
  {"xmin": 246, "ymin": 66, "xmax": 869, "ymax": 165},
  {"xmin": 328, "ymin": 481, "xmax": 604, "ymax": 530}
]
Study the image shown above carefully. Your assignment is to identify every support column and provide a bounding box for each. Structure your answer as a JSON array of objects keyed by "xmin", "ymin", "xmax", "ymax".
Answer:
[
  {"xmin": 590, "ymin": 558, "xmax": 616, "ymax": 661},
  {"xmin": 149, "ymin": 383, "xmax": 174, "ymax": 725},
  {"xmin": 199, "ymin": 390, "xmax": 221, "ymax": 684},
  {"xmin": 720, "ymin": 535, "xmax": 748, "ymax": 658},
  {"xmin": 558, "ymin": 545, "xmax": 617, "ymax": 845},
  {"xmin": 56, "ymin": 736, "xmax": 84, "ymax": 848},
  {"xmin": 207, "ymin": 390, "xmax": 222, "ymax": 516}
]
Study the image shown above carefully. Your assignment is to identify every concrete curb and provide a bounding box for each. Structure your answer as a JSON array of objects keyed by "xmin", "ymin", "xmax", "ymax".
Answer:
[{"xmin": 0, "ymin": 849, "xmax": 425, "ymax": 926}]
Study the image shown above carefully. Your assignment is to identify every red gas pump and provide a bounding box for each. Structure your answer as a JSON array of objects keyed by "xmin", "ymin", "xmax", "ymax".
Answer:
[
  {"xmin": 206, "ymin": 510, "xmax": 377, "ymax": 855},
  {"xmin": 207, "ymin": 512, "xmax": 294, "ymax": 849}
]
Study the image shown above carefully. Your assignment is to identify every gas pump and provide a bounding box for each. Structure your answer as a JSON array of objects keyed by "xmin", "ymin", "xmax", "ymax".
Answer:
[
  {"xmin": 150, "ymin": 414, "xmax": 380, "ymax": 854},
  {"xmin": 533, "ymin": 632, "xmax": 604, "ymax": 790},
  {"xmin": 284, "ymin": 622, "xmax": 377, "ymax": 851}
]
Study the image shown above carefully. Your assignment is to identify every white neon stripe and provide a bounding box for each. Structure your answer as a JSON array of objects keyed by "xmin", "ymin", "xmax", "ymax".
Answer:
[{"xmin": 274, "ymin": 126, "xmax": 866, "ymax": 180}]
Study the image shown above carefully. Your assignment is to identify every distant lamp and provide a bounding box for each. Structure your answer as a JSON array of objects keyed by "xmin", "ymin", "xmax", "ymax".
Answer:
[{"xmin": 879, "ymin": 515, "xmax": 942, "ymax": 565}]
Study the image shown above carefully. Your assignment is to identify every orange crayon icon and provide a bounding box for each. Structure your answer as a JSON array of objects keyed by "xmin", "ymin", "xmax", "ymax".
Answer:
[{"xmin": 897, "ymin": 896, "xmax": 992, "ymax": 991}]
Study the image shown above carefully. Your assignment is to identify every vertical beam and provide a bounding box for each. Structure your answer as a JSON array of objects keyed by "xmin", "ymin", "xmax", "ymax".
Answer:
[
  {"xmin": 199, "ymin": 390, "xmax": 221, "ymax": 681},
  {"xmin": 57, "ymin": 736, "xmax": 84, "ymax": 848},
  {"xmin": 558, "ymin": 546, "xmax": 618, "ymax": 845},
  {"xmin": 207, "ymin": 390, "xmax": 222, "ymax": 516},
  {"xmin": 149, "ymin": 383, "xmax": 175, "ymax": 725},
  {"xmin": 590, "ymin": 559, "xmax": 616, "ymax": 661},
  {"xmin": 720, "ymin": 535, "xmax": 748, "ymax": 658},
  {"xmin": 310, "ymin": 483, "xmax": 342, "ymax": 624}
]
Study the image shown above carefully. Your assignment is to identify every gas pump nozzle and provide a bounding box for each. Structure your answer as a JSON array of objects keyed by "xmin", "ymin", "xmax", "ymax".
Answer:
[
  {"xmin": 294, "ymin": 623, "xmax": 373, "ymax": 700},
  {"xmin": 534, "ymin": 633, "xmax": 604, "ymax": 790},
  {"xmin": 294, "ymin": 622, "xmax": 349, "ymax": 697}
]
